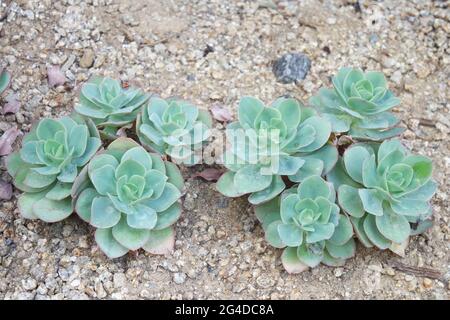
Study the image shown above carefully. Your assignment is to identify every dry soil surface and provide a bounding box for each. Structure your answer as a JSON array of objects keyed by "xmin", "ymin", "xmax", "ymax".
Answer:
[{"xmin": 0, "ymin": 0, "xmax": 449, "ymax": 299}]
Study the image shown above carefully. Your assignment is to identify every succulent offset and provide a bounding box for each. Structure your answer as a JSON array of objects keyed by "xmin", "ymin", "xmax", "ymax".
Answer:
[
  {"xmin": 310, "ymin": 67, "xmax": 404, "ymax": 141},
  {"xmin": 136, "ymin": 97, "xmax": 212, "ymax": 165},
  {"xmin": 216, "ymin": 96, "xmax": 337, "ymax": 205},
  {"xmin": 7, "ymin": 115, "xmax": 101, "ymax": 222},
  {"xmin": 72, "ymin": 138, "xmax": 184, "ymax": 258},
  {"xmin": 256, "ymin": 176, "xmax": 355, "ymax": 273},
  {"xmin": 327, "ymin": 139, "xmax": 436, "ymax": 252},
  {"xmin": 75, "ymin": 77, "xmax": 149, "ymax": 138}
]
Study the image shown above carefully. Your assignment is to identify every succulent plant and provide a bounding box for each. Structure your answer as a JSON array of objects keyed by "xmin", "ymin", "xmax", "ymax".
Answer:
[
  {"xmin": 6, "ymin": 114, "xmax": 101, "ymax": 222},
  {"xmin": 255, "ymin": 176, "xmax": 355, "ymax": 273},
  {"xmin": 0, "ymin": 68, "xmax": 11, "ymax": 95},
  {"xmin": 327, "ymin": 139, "xmax": 436, "ymax": 252},
  {"xmin": 72, "ymin": 138, "xmax": 184, "ymax": 258},
  {"xmin": 136, "ymin": 97, "xmax": 212, "ymax": 165},
  {"xmin": 216, "ymin": 96, "xmax": 337, "ymax": 205},
  {"xmin": 310, "ymin": 67, "xmax": 404, "ymax": 141},
  {"xmin": 75, "ymin": 77, "xmax": 149, "ymax": 139}
]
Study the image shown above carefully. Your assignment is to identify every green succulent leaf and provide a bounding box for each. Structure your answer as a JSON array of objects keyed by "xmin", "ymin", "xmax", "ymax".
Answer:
[
  {"xmin": 234, "ymin": 165, "xmax": 272, "ymax": 194},
  {"xmin": 278, "ymin": 223, "xmax": 303, "ymax": 247},
  {"xmin": 90, "ymin": 196, "xmax": 121, "ymax": 228},
  {"xmin": 375, "ymin": 204, "xmax": 410, "ymax": 243},
  {"xmin": 358, "ymin": 189, "xmax": 383, "ymax": 216},
  {"xmin": 248, "ymin": 175, "xmax": 285, "ymax": 205},
  {"xmin": 32, "ymin": 197, "xmax": 73, "ymax": 223},
  {"xmin": 297, "ymin": 244, "xmax": 323, "ymax": 268},
  {"xmin": 112, "ymin": 216, "xmax": 150, "ymax": 251},
  {"xmin": 338, "ymin": 185, "xmax": 365, "ymax": 218},
  {"xmin": 126, "ymin": 204, "xmax": 157, "ymax": 229},
  {"xmin": 363, "ymin": 214, "xmax": 391, "ymax": 249},
  {"xmin": 95, "ymin": 228, "xmax": 129, "ymax": 259},
  {"xmin": 326, "ymin": 238, "xmax": 355, "ymax": 259},
  {"xmin": 255, "ymin": 197, "xmax": 281, "ymax": 230},
  {"xmin": 281, "ymin": 247, "xmax": 309, "ymax": 274},
  {"xmin": 328, "ymin": 215, "xmax": 353, "ymax": 245},
  {"xmin": 265, "ymin": 220, "xmax": 286, "ymax": 248},
  {"xmin": 17, "ymin": 191, "xmax": 47, "ymax": 219},
  {"xmin": 297, "ymin": 175, "xmax": 333, "ymax": 201}
]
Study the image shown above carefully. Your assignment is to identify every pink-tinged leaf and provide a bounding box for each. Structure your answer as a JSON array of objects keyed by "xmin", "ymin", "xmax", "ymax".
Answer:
[
  {"xmin": 2, "ymin": 93, "xmax": 21, "ymax": 114},
  {"xmin": 210, "ymin": 104, "xmax": 233, "ymax": 122},
  {"xmin": 0, "ymin": 180, "xmax": 13, "ymax": 200},
  {"xmin": 193, "ymin": 168, "xmax": 223, "ymax": 181},
  {"xmin": 0, "ymin": 127, "xmax": 21, "ymax": 156},
  {"xmin": 281, "ymin": 247, "xmax": 309, "ymax": 274},
  {"xmin": 143, "ymin": 227, "xmax": 175, "ymax": 255},
  {"xmin": 47, "ymin": 66, "xmax": 66, "ymax": 87}
]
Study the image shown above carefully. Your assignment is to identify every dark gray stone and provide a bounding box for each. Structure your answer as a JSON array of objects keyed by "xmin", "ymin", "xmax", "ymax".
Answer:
[{"xmin": 272, "ymin": 53, "xmax": 311, "ymax": 84}]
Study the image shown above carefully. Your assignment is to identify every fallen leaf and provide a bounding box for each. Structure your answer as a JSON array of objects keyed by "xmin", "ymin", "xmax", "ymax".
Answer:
[
  {"xmin": 0, "ymin": 126, "xmax": 21, "ymax": 156},
  {"xmin": 47, "ymin": 66, "xmax": 66, "ymax": 87},
  {"xmin": 2, "ymin": 93, "xmax": 21, "ymax": 114},
  {"xmin": 210, "ymin": 105, "xmax": 233, "ymax": 122},
  {"xmin": 193, "ymin": 168, "xmax": 223, "ymax": 181},
  {"xmin": 0, "ymin": 180, "xmax": 13, "ymax": 200}
]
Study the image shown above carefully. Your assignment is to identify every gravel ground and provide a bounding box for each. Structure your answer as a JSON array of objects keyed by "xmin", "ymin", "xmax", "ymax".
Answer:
[{"xmin": 0, "ymin": 0, "xmax": 449, "ymax": 299}]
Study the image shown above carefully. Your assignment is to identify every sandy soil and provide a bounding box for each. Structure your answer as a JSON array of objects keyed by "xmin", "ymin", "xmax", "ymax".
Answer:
[{"xmin": 0, "ymin": 0, "xmax": 449, "ymax": 299}]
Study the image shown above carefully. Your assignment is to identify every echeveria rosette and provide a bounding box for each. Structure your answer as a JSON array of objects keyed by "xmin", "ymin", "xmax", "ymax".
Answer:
[
  {"xmin": 136, "ymin": 97, "xmax": 212, "ymax": 166},
  {"xmin": 310, "ymin": 67, "xmax": 404, "ymax": 141},
  {"xmin": 75, "ymin": 77, "xmax": 149, "ymax": 139},
  {"xmin": 216, "ymin": 96, "xmax": 337, "ymax": 205},
  {"xmin": 6, "ymin": 114, "xmax": 101, "ymax": 222},
  {"xmin": 72, "ymin": 138, "xmax": 184, "ymax": 259},
  {"xmin": 0, "ymin": 68, "xmax": 11, "ymax": 95},
  {"xmin": 255, "ymin": 176, "xmax": 355, "ymax": 273},
  {"xmin": 327, "ymin": 139, "xmax": 436, "ymax": 253}
]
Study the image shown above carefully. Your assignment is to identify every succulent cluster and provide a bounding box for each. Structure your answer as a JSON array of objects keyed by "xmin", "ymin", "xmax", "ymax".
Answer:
[
  {"xmin": 216, "ymin": 68, "xmax": 436, "ymax": 273},
  {"xmin": 137, "ymin": 97, "xmax": 212, "ymax": 165},
  {"xmin": 7, "ymin": 114, "xmax": 101, "ymax": 222},
  {"xmin": 75, "ymin": 77, "xmax": 149, "ymax": 139},
  {"xmin": 310, "ymin": 67, "xmax": 404, "ymax": 141},
  {"xmin": 6, "ymin": 69, "xmax": 437, "ymax": 271},
  {"xmin": 328, "ymin": 139, "xmax": 436, "ymax": 252},
  {"xmin": 72, "ymin": 138, "xmax": 184, "ymax": 258},
  {"xmin": 256, "ymin": 176, "xmax": 355, "ymax": 272},
  {"xmin": 217, "ymin": 97, "xmax": 337, "ymax": 205},
  {"xmin": 7, "ymin": 76, "xmax": 192, "ymax": 260}
]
